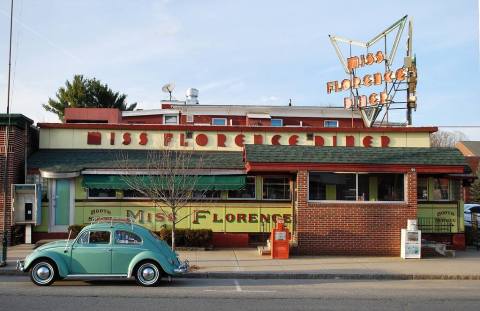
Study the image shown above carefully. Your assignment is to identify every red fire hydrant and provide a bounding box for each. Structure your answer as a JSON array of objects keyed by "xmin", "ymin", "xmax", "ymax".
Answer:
[{"xmin": 270, "ymin": 218, "xmax": 291, "ymax": 259}]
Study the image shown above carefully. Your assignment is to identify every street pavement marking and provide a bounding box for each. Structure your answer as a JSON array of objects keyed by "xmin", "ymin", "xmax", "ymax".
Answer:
[
  {"xmin": 234, "ymin": 279, "xmax": 241, "ymax": 292},
  {"xmin": 203, "ymin": 280, "xmax": 276, "ymax": 293}
]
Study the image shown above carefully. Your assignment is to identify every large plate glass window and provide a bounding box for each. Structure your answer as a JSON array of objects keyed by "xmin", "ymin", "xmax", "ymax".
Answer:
[
  {"xmin": 228, "ymin": 176, "xmax": 256, "ymax": 199},
  {"xmin": 88, "ymin": 188, "xmax": 116, "ymax": 199},
  {"xmin": 192, "ymin": 190, "xmax": 221, "ymax": 199},
  {"xmin": 417, "ymin": 176, "xmax": 429, "ymax": 200},
  {"xmin": 123, "ymin": 189, "xmax": 148, "ymax": 198},
  {"xmin": 263, "ymin": 177, "xmax": 291, "ymax": 200},
  {"xmin": 432, "ymin": 177, "xmax": 449, "ymax": 200},
  {"xmin": 309, "ymin": 172, "xmax": 404, "ymax": 202}
]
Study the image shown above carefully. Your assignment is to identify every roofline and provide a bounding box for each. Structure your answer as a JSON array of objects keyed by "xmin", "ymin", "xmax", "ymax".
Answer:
[
  {"xmin": 37, "ymin": 123, "xmax": 438, "ymax": 133},
  {"xmin": 245, "ymin": 162, "xmax": 466, "ymax": 174}
]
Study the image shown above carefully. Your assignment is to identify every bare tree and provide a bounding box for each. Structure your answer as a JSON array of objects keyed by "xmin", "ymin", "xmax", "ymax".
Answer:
[
  {"xmin": 470, "ymin": 168, "xmax": 480, "ymax": 203},
  {"xmin": 430, "ymin": 130, "xmax": 467, "ymax": 147},
  {"xmin": 117, "ymin": 149, "xmax": 208, "ymax": 250}
]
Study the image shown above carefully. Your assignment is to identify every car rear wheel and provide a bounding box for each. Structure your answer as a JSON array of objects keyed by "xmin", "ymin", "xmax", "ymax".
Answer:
[
  {"xmin": 135, "ymin": 261, "xmax": 162, "ymax": 287},
  {"xmin": 30, "ymin": 260, "xmax": 57, "ymax": 286}
]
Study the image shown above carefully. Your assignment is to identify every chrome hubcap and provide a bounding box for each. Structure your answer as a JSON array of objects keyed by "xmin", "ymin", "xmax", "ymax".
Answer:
[
  {"xmin": 142, "ymin": 267, "xmax": 155, "ymax": 281},
  {"xmin": 36, "ymin": 266, "xmax": 50, "ymax": 280},
  {"xmin": 137, "ymin": 263, "xmax": 159, "ymax": 285},
  {"xmin": 32, "ymin": 262, "xmax": 54, "ymax": 285}
]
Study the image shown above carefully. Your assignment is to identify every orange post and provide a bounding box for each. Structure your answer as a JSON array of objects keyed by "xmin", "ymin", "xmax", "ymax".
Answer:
[{"xmin": 270, "ymin": 218, "xmax": 290, "ymax": 259}]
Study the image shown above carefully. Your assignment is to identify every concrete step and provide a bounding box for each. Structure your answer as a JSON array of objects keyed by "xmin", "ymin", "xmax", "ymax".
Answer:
[{"xmin": 422, "ymin": 241, "xmax": 456, "ymax": 257}]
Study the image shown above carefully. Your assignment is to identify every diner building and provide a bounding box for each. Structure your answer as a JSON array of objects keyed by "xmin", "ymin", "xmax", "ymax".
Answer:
[{"xmin": 7, "ymin": 101, "xmax": 471, "ymax": 255}]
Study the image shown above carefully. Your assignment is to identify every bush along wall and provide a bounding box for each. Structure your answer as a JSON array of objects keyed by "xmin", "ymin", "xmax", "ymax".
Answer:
[
  {"xmin": 156, "ymin": 228, "xmax": 213, "ymax": 248},
  {"xmin": 67, "ymin": 225, "xmax": 86, "ymax": 238}
]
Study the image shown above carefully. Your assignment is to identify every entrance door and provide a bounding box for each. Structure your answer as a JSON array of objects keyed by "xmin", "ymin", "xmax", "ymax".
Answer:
[{"xmin": 49, "ymin": 179, "xmax": 73, "ymax": 232}]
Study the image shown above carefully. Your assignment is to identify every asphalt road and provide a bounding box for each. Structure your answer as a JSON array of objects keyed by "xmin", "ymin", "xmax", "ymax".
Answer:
[{"xmin": 1, "ymin": 276, "xmax": 480, "ymax": 311}]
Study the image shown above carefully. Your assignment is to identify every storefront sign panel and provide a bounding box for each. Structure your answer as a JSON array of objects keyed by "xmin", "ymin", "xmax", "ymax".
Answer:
[
  {"xmin": 79, "ymin": 205, "xmax": 292, "ymax": 233},
  {"xmin": 39, "ymin": 128, "xmax": 431, "ymax": 150}
]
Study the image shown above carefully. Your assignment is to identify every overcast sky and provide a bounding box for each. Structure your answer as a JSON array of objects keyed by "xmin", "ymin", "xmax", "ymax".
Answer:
[{"xmin": 0, "ymin": 0, "xmax": 479, "ymax": 139}]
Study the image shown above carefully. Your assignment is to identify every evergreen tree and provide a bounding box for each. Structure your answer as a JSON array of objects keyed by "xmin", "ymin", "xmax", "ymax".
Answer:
[{"xmin": 43, "ymin": 75, "xmax": 137, "ymax": 120}]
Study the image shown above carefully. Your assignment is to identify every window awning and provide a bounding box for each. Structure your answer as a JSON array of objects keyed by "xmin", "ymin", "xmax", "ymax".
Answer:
[{"xmin": 82, "ymin": 175, "xmax": 247, "ymax": 191}]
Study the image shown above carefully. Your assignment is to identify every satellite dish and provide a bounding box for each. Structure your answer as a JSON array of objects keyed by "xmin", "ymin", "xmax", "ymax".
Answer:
[{"xmin": 162, "ymin": 83, "xmax": 175, "ymax": 100}]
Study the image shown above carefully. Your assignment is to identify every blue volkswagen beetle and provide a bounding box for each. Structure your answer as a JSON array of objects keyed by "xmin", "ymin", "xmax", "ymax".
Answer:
[{"xmin": 17, "ymin": 218, "xmax": 189, "ymax": 286}]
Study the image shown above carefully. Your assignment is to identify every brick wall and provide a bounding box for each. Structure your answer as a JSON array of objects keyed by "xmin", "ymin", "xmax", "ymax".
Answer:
[
  {"xmin": 295, "ymin": 170, "xmax": 417, "ymax": 256},
  {"xmin": 0, "ymin": 123, "xmax": 37, "ymax": 244}
]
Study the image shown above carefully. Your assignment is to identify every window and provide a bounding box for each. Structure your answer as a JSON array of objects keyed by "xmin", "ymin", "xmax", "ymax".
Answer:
[
  {"xmin": 164, "ymin": 114, "xmax": 178, "ymax": 125},
  {"xmin": 228, "ymin": 176, "xmax": 256, "ymax": 199},
  {"xmin": 324, "ymin": 120, "xmax": 339, "ymax": 128},
  {"xmin": 77, "ymin": 231, "xmax": 111, "ymax": 244},
  {"xmin": 88, "ymin": 188, "xmax": 116, "ymax": 199},
  {"xmin": 417, "ymin": 176, "xmax": 429, "ymax": 200},
  {"xmin": 186, "ymin": 114, "xmax": 194, "ymax": 123},
  {"xmin": 212, "ymin": 118, "xmax": 227, "ymax": 126},
  {"xmin": 309, "ymin": 173, "xmax": 356, "ymax": 201},
  {"xmin": 115, "ymin": 230, "xmax": 142, "ymax": 245},
  {"xmin": 432, "ymin": 177, "xmax": 449, "ymax": 200},
  {"xmin": 123, "ymin": 189, "xmax": 148, "ymax": 198},
  {"xmin": 89, "ymin": 231, "xmax": 111, "ymax": 244},
  {"xmin": 263, "ymin": 177, "xmax": 291, "ymax": 200},
  {"xmin": 309, "ymin": 172, "xmax": 404, "ymax": 202},
  {"xmin": 192, "ymin": 190, "xmax": 221, "ymax": 199},
  {"xmin": 271, "ymin": 119, "xmax": 283, "ymax": 127}
]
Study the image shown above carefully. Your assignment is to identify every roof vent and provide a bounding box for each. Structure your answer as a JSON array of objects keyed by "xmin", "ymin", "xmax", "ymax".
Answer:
[{"xmin": 186, "ymin": 88, "xmax": 199, "ymax": 105}]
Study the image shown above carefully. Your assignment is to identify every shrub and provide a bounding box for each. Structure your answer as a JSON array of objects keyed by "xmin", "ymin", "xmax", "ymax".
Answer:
[
  {"xmin": 67, "ymin": 225, "xmax": 85, "ymax": 238},
  {"xmin": 155, "ymin": 228, "xmax": 212, "ymax": 247}
]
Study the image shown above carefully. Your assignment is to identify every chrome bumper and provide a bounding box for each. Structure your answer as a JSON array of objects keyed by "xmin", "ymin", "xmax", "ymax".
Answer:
[
  {"xmin": 16, "ymin": 260, "xmax": 25, "ymax": 272},
  {"xmin": 173, "ymin": 260, "xmax": 189, "ymax": 274}
]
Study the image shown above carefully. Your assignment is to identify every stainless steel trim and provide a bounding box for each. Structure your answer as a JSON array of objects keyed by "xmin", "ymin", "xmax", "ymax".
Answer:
[
  {"xmin": 173, "ymin": 260, "xmax": 189, "ymax": 274},
  {"xmin": 65, "ymin": 274, "xmax": 129, "ymax": 279},
  {"xmin": 16, "ymin": 260, "xmax": 25, "ymax": 272}
]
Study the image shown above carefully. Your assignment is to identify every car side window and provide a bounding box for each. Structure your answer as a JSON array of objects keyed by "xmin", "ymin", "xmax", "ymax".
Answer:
[
  {"xmin": 89, "ymin": 231, "xmax": 111, "ymax": 244},
  {"xmin": 115, "ymin": 230, "xmax": 142, "ymax": 245}
]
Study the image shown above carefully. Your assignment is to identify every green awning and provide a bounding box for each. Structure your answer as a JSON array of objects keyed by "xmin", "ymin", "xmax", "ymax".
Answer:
[{"xmin": 82, "ymin": 175, "xmax": 246, "ymax": 191}]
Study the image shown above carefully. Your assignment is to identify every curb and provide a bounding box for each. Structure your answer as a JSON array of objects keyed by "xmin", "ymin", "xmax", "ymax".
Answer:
[
  {"xmin": 179, "ymin": 272, "xmax": 480, "ymax": 280},
  {"xmin": 2, "ymin": 269, "xmax": 480, "ymax": 280}
]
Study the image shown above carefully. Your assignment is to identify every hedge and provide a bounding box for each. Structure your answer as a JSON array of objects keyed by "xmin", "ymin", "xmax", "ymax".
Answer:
[{"xmin": 155, "ymin": 228, "xmax": 213, "ymax": 247}]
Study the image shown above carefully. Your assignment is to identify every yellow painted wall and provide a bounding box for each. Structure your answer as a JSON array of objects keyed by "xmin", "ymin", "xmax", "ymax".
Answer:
[{"xmin": 74, "ymin": 201, "xmax": 292, "ymax": 233}]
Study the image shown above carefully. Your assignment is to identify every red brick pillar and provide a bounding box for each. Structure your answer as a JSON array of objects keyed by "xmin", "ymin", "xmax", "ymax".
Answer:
[
  {"xmin": 406, "ymin": 169, "xmax": 418, "ymax": 221},
  {"xmin": 294, "ymin": 170, "xmax": 308, "ymax": 252}
]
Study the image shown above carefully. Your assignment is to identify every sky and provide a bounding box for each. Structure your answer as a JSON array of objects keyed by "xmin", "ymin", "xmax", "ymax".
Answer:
[{"xmin": 0, "ymin": 0, "xmax": 479, "ymax": 139}]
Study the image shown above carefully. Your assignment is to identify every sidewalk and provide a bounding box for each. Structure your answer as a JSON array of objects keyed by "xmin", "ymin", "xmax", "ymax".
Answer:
[{"xmin": 2, "ymin": 244, "xmax": 480, "ymax": 280}]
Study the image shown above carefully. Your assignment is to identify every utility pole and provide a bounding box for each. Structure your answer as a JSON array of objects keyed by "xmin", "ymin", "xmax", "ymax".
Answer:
[
  {"xmin": 406, "ymin": 19, "xmax": 417, "ymax": 126},
  {"xmin": 1, "ymin": 0, "xmax": 14, "ymax": 267}
]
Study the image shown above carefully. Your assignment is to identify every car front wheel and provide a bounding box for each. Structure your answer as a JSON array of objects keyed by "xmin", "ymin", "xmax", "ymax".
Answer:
[
  {"xmin": 135, "ymin": 262, "xmax": 162, "ymax": 287},
  {"xmin": 30, "ymin": 260, "xmax": 57, "ymax": 286}
]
